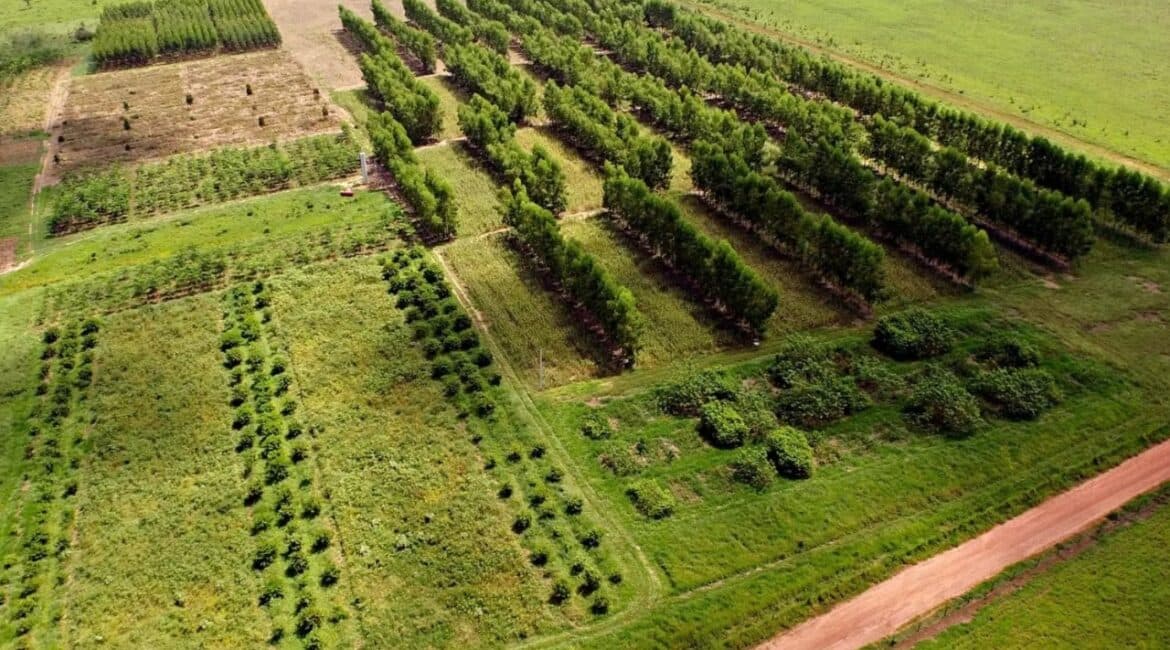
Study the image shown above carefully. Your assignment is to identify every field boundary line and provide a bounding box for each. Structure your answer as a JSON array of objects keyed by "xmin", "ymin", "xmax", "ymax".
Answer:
[{"xmin": 758, "ymin": 434, "xmax": 1170, "ymax": 650}]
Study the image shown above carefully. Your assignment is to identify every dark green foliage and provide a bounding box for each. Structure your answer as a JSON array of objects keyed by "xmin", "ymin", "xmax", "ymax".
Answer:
[
  {"xmin": 873, "ymin": 309, "xmax": 955, "ymax": 360},
  {"xmin": 698, "ymin": 401, "xmax": 748, "ymax": 448},
  {"xmin": 627, "ymin": 478, "xmax": 675, "ymax": 519},
  {"xmin": 580, "ymin": 412, "xmax": 612, "ymax": 440},
  {"xmin": 764, "ymin": 426, "xmax": 814, "ymax": 479},
  {"xmin": 655, "ymin": 370, "xmax": 737, "ymax": 416},
  {"xmin": 975, "ymin": 335, "xmax": 1041, "ymax": 369},
  {"xmin": 774, "ymin": 376, "xmax": 868, "ymax": 429},
  {"xmin": 767, "ymin": 335, "xmax": 836, "ymax": 388},
  {"xmin": 368, "ymin": 112, "xmax": 458, "ymax": 239},
  {"xmin": 444, "ymin": 42, "xmax": 538, "ymax": 123},
  {"xmin": 906, "ymin": 370, "xmax": 984, "ymax": 436},
  {"xmin": 731, "ymin": 446, "xmax": 774, "ymax": 490},
  {"xmin": 372, "ymin": 0, "xmax": 437, "ymax": 73},
  {"xmin": 971, "ymin": 368, "xmax": 1061, "ymax": 420}
]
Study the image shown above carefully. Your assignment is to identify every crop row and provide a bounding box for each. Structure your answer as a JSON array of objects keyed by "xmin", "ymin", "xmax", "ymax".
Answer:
[
  {"xmin": 2, "ymin": 320, "xmax": 99, "ymax": 640},
  {"xmin": 371, "ymin": 0, "xmax": 437, "ymax": 74},
  {"xmin": 220, "ymin": 283, "xmax": 348, "ymax": 646},
  {"xmin": 436, "ymin": 0, "xmax": 511, "ymax": 55},
  {"xmin": 49, "ymin": 130, "xmax": 360, "ymax": 235},
  {"xmin": 442, "ymin": 42, "xmax": 537, "ymax": 123},
  {"xmin": 93, "ymin": 0, "xmax": 280, "ymax": 68},
  {"xmin": 382, "ymin": 248, "xmax": 623, "ymax": 613}
]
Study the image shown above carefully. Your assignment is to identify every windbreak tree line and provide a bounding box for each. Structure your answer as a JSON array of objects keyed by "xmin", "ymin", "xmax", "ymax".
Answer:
[
  {"xmin": 341, "ymin": 6, "xmax": 442, "ymax": 144},
  {"xmin": 648, "ymin": 0, "xmax": 1170, "ymax": 243},
  {"xmin": 371, "ymin": 0, "xmax": 437, "ymax": 74},
  {"xmin": 436, "ymin": 0, "xmax": 511, "ymax": 55},
  {"xmin": 457, "ymin": 95, "xmax": 567, "ymax": 213},
  {"xmin": 402, "ymin": 0, "xmax": 473, "ymax": 47},
  {"xmin": 502, "ymin": 186, "xmax": 643, "ymax": 364},
  {"xmin": 93, "ymin": 0, "xmax": 280, "ymax": 68},
  {"xmin": 602, "ymin": 165, "xmax": 778, "ymax": 335},
  {"xmin": 368, "ymin": 112, "xmax": 458, "ymax": 240},
  {"xmin": 436, "ymin": 42, "xmax": 537, "ymax": 123}
]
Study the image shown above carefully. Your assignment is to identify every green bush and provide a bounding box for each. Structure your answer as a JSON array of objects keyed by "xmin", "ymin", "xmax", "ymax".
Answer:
[
  {"xmin": 580, "ymin": 412, "xmax": 613, "ymax": 440},
  {"xmin": 698, "ymin": 401, "xmax": 749, "ymax": 448},
  {"xmin": 971, "ymin": 368, "xmax": 1061, "ymax": 420},
  {"xmin": 905, "ymin": 370, "xmax": 983, "ymax": 436},
  {"xmin": 774, "ymin": 377, "xmax": 868, "ymax": 428},
  {"xmin": 873, "ymin": 308, "xmax": 955, "ymax": 360},
  {"xmin": 655, "ymin": 370, "xmax": 737, "ymax": 415},
  {"xmin": 767, "ymin": 335, "xmax": 836, "ymax": 388},
  {"xmin": 765, "ymin": 426, "xmax": 815, "ymax": 479},
  {"xmin": 731, "ymin": 446, "xmax": 774, "ymax": 490},
  {"xmin": 975, "ymin": 334, "xmax": 1041, "ymax": 369},
  {"xmin": 735, "ymin": 387, "xmax": 778, "ymax": 441},
  {"xmin": 627, "ymin": 479, "xmax": 675, "ymax": 519}
]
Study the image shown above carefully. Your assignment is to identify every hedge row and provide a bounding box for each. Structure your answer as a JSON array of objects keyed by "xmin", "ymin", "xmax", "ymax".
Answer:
[
  {"xmin": 602, "ymin": 165, "xmax": 778, "ymax": 335},
  {"xmin": 371, "ymin": 0, "xmax": 437, "ymax": 73},
  {"xmin": 443, "ymin": 41, "xmax": 538, "ymax": 123},
  {"xmin": 369, "ymin": 111, "xmax": 458, "ymax": 239},
  {"xmin": 457, "ymin": 94, "xmax": 567, "ymax": 213},
  {"xmin": 93, "ymin": 0, "xmax": 280, "ymax": 67},
  {"xmin": 402, "ymin": 0, "xmax": 472, "ymax": 46},
  {"xmin": 436, "ymin": 0, "xmax": 511, "ymax": 54},
  {"xmin": 502, "ymin": 185, "xmax": 643, "ymax": 363}
]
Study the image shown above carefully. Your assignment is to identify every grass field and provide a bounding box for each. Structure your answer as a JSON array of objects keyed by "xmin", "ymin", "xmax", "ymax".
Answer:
[
  {"xmin": 693, "ymin": 0, "xmax": 1170, "ymax": 175},
  {"xmin": 0, "ymin": 0, "xmax": 102, "ymax": 35},
  {"xmin": 0, "ymin": 162, "xmax": 37, "ymax": 241},
  {"xmin": 416, "ymin": 142, "xmax": 505, "ymax": 237},
  {"xmin": 419, "ymin": 75, "xmax": 469, "ymax": 142},
  {"xmin": 919, "ymin": 496, "xmax": 1170, "ymax": 648}
]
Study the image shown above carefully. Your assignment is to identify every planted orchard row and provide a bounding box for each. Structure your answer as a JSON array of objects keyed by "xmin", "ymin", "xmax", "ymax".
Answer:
[
  {"xmin": 403, "ymin": 0, "xmax": 473, "ymax": 48},
  {"xmin": 220, "ymin": 283, "xmax": 348, "ymax": 646},
  {"xmin": 371, "ymin": 0, "xmax": 437, "ymax": 74},
  {"xmin": 442, "ymin": 42, "xmax": 537, "ymax": 124},
  {"xmin": 650, "ymin": 0, "xmax": 1170, "ymax": 243},
  {"xmin": 49, "ymin": 131, "xmax": 360, "ymax": 235},
  {"xmin": 93, "ymin": 0, "xmax": 280, "ymax": 68},
  {"xmin": 341, "ymin": 7, "xmax": 443, "ymax": 144},
  {"xmin": 382, "ymin": 248, "xmax": 622, "ymax": 614},
  {"xmin": 3, "ymin": 320, "xmax": 99, "ymax": 640},
  {"xmin": 436, "ymin": 0, "xmax": 511, "ymax": 55},
  {"xmin": 458, "ymin": 94, "xmax": 567, "ymax": 214}
]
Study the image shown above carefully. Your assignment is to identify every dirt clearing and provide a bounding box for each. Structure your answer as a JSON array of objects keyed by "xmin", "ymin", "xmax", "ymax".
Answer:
[
  {"xmin": 759, "ymin": 436, "xmax": 1170, "ymax": 650},
  {"xmin": 261, "ymin": 0, "xmax": 377, "ymax": 91}
]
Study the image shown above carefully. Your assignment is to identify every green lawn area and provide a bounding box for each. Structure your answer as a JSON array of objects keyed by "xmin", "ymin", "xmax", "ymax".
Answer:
[
  {"xmin": 0, "ymin": 0, "xmax": 102, "ymax": 35},
  {"xmin": 0, "ymin": 162, "xmax": 37, "ymax": 246},
  {"xmin": 920, "ymin": 496, "xmax": 1170, "ymax": 648},
  {"xmin": 693, "ymin": 0, "xmax": 1170, "ymax": 175}
]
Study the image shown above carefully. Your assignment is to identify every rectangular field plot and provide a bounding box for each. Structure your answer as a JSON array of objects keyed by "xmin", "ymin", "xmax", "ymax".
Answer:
[
  {"xmin": 515, "ymin": 126, "xmax": 604, "ymax": 214},
  {"xmin": 441, "ymin": 234, "xmax": 597, "ymax": 388},
  {"xmin": 54, "ymin": 50, "xmax": 339, "ymax": 177},
  {"xmin": 560, "ymin": 216, "xmax": 726, "ymax": 365},
  {"xmin": 267, "ymin": 258, "xmax": 562, "ymax": 646},
  {"xmin": 68, "ymin": 295, "xmax": 270, "ymax": 647},
  {"xmin": 416, "ymin": 142, "xmax": 504, "ymax": 237},
  {"xmin": 418, "ymin": 75, "xmax": 468, "ymax": 142}
]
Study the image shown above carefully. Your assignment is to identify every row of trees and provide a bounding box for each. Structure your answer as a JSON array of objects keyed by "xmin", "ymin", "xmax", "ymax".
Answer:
[
  {"xmin": 435, "ymin": 42, "xmax": 537, "ymax": 123},
  {"xmin": 501, "ymin": 186, "xmax": 643, "ymax": 362},
  {"xmin": 436, "ymin": 0, "xmax": 511, "ymax": 55},
  {"xmin": 866, "ymin": 116, "xmax": 1095, "ymax": 259},
  {"xmin": 371, "ymin": 0, "xmax": 437, "ymax": 74},
  {"xmin": 652, "ymin": 0, "xmax": 1170, "ymax": 242},
  {"xmin": 368, "ymin": 111, "xmax": 458, "ymax": 239},
  {"xmin": 92, "ymin": 0, "xmax": 279, "ymax": 67},
  {"xmin": 603, "ymin": 166, "xmax": 778, "ymax": 334},
  {"xmin": 340, "ymin": 7, "xmax": 442, "ymax": 143},
  {"xmin": 542, "ymin": 82, "xmax": 672, "ymax": 189},
  {"xmin": 458, "ymin": 95, "xmax": 567, "ymax": 213},
  {"xmin": 691, "ymin": 142, "xmax": 887, "ymax": 304},
  {"xmin": 402, "ymin": 0, "xmax": 473, "ymax": 47}
]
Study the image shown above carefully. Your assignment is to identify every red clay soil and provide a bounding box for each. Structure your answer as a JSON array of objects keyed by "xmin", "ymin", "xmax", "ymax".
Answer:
[{"xmin": 758, "ymin": 437, "xmax": 1170, "ymax": 650}]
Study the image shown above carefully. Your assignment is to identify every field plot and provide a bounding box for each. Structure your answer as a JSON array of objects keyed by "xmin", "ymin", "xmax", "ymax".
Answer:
[
  {"xmin": 514, "ymin": 127, "xmax": 603, "ymax": 214},
  {"xmin": 261, "ymin": 0, "xmax": 372, "ymax": 90},
  {"xmin": 419, "ymin": 75, "xmax": 468, "ymax": 142},
  {"xmin": 52, "ymin": 50, "xmax": 339, "ymax": 176},
  {"xmin": 416, "ymin": 142, "xmax": 504, "ymax": 237},
  {"xmin": 67, "ymin": 295, "xmax": 270, "ymax": 647},
  {"xmin": 267, "ymin": 258, "xmax": 564, "ymax": 646}
]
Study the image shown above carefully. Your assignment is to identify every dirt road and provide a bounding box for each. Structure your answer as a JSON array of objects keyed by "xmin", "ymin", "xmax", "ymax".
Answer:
[{"xmin": 759, "ymin": 437, "xmax": 1170, "ymax": 650}]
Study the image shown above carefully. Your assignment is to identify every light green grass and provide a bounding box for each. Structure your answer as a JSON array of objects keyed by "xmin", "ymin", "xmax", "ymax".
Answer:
[
  {"xmin": 0, "ymin": 0, "xmax": 102, "ymax": 35},
  {"xmin": 695, "ymin": 0, "xmax": 1170, "ymax": 174},
  {"xmin": 419, "ymin": 75, "xmax": 468, "ymax": 142},
  {"xmin": 0, "ymin": 162, "xmax": 37, "ymax": 242},
  {"xmin": 67, "ymin": 293, "xmax": 270, "ymax": 647},
  {"xmin": 441, "ymin": 233, "xmax": 596, "ymax": 388},
  {"xmin": 515, "ymin": 127, "xmax": 604, "ymax": 214},
  {"xmin": 919, "ymin": 498, "xmax": 1170, "ymax": 648},
  {"xmin": 267, "ymin": 257, "xmax": 566, "ymax": 646},
  {"xmin": 416, "ymin": 142, "xmax": 505, "ymax": 236}
]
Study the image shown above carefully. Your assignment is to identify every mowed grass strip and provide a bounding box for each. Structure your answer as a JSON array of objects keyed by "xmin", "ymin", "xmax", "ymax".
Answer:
[
  {"xmin": 418, "ymin": 75, "xmax": 468, "ymax": 142},
  {"xmin": 441, "ymin": 233, "xmax": 596, "ymax": 388},
  {"xmin": 267, "ymin": 257, "xmax": 560, "ymax": 647},
  {"xmin": 68, "ymin": 294, "xmax": 269, "ymax": 646},
  {"xmin": 514, "ymin": 127, "xmax": 603, "ymax": 214},
  {"xmin": 415, "ymin": 142, "xmax": 505, "ymax": 237}
]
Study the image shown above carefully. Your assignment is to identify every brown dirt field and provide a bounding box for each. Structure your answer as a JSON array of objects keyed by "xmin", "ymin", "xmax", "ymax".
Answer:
[
  {"xmin": 261, "ymin": 0, "xmax": 378, "ymax": 91},
  {"xmin": 757, "ymin": 437, "xmax": 1170, "ymax": 650},
  {"xmin": 0, "ymin": 64, "xmax": 70, "ymax": 137},
  {"xmin": 0, "ymin": 138, "xmax": 41, "ymax": 166},
  {"xmin": 49, "ymin": 50, "xmax": 340, "ymax": 179}
]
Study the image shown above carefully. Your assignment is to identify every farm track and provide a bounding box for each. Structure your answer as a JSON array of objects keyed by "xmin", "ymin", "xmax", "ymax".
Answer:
[
  {"xmin": 678, "ymin": 0, "xmax": 1170, "ymax": 182},
  {"xmin": 758, "ymin": 435, "xmax": 1170, "ymax": 650}
]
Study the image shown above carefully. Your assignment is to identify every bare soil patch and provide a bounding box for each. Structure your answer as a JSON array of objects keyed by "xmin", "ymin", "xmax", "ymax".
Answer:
[
  {"xmin": 0, "ymin": 237, "xmax": 16, "ymax": 272},
  {"xmin": 49, "ymin": 50, "xmax": 340, "ymax": 179},
  {"xmin": 261, "ymin": 0, "xmax": 376, "ymax": 91},
  {"xmin": 0, "ymin": 64, "xmax": 70, "ymax": 137}
]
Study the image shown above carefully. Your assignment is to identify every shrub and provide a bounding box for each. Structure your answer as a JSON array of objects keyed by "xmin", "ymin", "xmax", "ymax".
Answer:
[
  {"xmin": 873, "ymin": 309, "xmax": 955, "ymax": 360},
  {"xmin": 774, "ymin": 377, "xmax": 869, "ymax": 428},
  {"xmin": 549, "ymin": 579, "xmax": 571, "ymax": 604},
  {"xmin": 598, "ymin": 442, "xmax": 639, "ymax": 476},
  {"xmin": 655, "ymin": 370, "xmax": 737, "ymax": 415},
  {"xmin": 736, "ymin": 387, "xmax": 778, "ymax": 441},
  {"xmin": 627, "ymin": 479, "xmax": 674, "ymax": 519},
  {"xmin": 320, "ymin": 563, "xmax": 340, "ymax": 587},
  {"xmin": 579, "ymin": 529, "xmax": 601, "ymax": 549},
  {"xmin": 975, "ymin": 334, "xmax": 1041, "ymax": 369},
  {"xmin": 905, "ymin": 370, "xmax": 983, "ymax": 436},
  {"xmin": 765, "ymin": 426, "xmax": 815, "ymax": 479},
  {"xmin": 591, "ymin": 595, "xmax": 610, "ymax": 615},
  {"xmin": 971, "ymin": 368, "xmax": 1061, "ymax": 420},
  {"xmin": 580, "ymin": 413, "xmax": 612, "ymax": 440},
  {"xmin": 565, "ymin": 496, "xmax": 583, "ymax": 515},
  {"xmin": 731, "ymin": 446, "xmax": 774, "ymax": 489},
  {"xmin": 698, "ymin": 401, "xmax": 748, "ymax": 448},
  {"xmin": 767, "ymin": 335, "xmax": 836, "ymax": 388},
  {"xmin": 252, "ymin": 540, "xmax": 277, "ymax": 570},
  {"xmin": 512, "ymin": 515, "xmax": 530, "ymax": 534}
]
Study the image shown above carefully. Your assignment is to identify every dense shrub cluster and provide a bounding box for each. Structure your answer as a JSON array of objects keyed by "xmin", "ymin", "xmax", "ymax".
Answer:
[
  {"xmin": 49, "ymin": 131, "xmax": 359, "ymax": 234},
  {"xmin": 443, "ymin": 42, "xmax": 538, "ymax": 123},
  {"xmin": 368, "ymin": 110, "xmax": 458, "ymax": 240},
  {"xmin": 872, "ymin": 308, "xmax": 955, "ymax": 360},
  {"xmin": 382, "ymin": 247, "xmax": 500, "ymax": 416},
  {"xmin": 93, "ymin": 0, "xmax": 279, "ymax": 67},
  {"xmin": 543, "ymin": 82, "xmax": 672, "ymax": 190},
  {"xmin": 371, "ymin": 0, "xmax": 437, "ymax": 73},
  {"xmin": 436, "ymin": 0, "xmax": 511, "ymax": 54},
  {"xmin": 654, "ymin": 369, "xmax": 737, "ymax": 416},
  {"xmin": 341, "ymin": 7, "xmax": 442, "ymax": 143},
  {"xmin": 971, "ymin": 367, "xmax": 1061, "ymax": 420},
  {"xmin": 698, "ymin": 401, "xmax": 749, "ymax": 448},
  {"xmin": 905, "ymin": 369, "xmax": 984, "ymax": 436},
  {"xmin": 603, "ymin": 166, "xmax": 778, "ymax": 335},
  {"xmin": 501, "ymin": 185, "xmax": 643, "ymax": 364},
  {"xmin": 627, "ymin": 479, "xmax": 674, "ymax": 519},
  {"xmin": 764, "ymin": 426, "xmax": 815, "ymax": 479},
  {"xmin": 403, "ymin": 0, "xmax": 473, "ymax": 47},
  {"xmin": 458, "ymin": 94, "xmax": 567, "ymax": 213}
]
